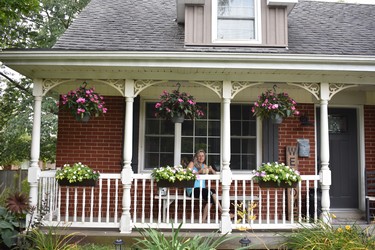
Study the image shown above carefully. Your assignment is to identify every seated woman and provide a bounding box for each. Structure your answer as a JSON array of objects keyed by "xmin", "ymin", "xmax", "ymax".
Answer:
[{"xmin": 186, "ymin": 149, "xmax": 232, "ymax": 222}]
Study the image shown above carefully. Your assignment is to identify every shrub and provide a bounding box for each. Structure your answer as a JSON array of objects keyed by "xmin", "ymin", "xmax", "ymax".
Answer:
[
  {"xmin": 133, "ymin": 223, "xmax": 235, "ymax": 250},
  {"xmin": 283, "ymin": 221, "xmax": 375, "ymax": 249}
]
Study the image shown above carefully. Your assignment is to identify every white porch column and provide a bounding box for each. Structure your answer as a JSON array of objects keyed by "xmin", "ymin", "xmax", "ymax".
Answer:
[
  {"xmin": 220, "ymin": 81, "xmax": 232, "ymax": 234},
  {"xmin": 319, "ymin": 83, "xmax": 332, "ymax": 223},
  {"xmin": 120, "ymin": 79, "xmax": 134, "ymax": 233},
  {"xmin": 174, "ymin": 122, "xmax": 182, "ymax": 166},
  {"xmin": 27, "ymin": 79, "xmax": 43, "ymax": 225}
]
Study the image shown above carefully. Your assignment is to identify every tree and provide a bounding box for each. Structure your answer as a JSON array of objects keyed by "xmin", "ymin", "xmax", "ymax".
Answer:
[{"xmin": 0, "ymin": 0, "xmax": 90, "ymax": 167}]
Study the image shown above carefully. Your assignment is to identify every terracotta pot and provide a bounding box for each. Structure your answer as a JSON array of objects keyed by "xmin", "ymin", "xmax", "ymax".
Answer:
[
  {"xmin": 258, "ymin": 180, "xmax": 297, "ymax": 188},
  {"xmin": 58, "ymin": 179, "xmax": 97, "ymax": 187},
  {"xmin": 156, "ymin": 179, "xmax": 195, "ymax": 188}
]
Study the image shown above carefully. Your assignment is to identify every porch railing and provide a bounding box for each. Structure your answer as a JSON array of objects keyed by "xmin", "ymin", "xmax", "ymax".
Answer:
[{"xmin": 38, "ymin": 171, "xmax": 320, "ymax": 231}]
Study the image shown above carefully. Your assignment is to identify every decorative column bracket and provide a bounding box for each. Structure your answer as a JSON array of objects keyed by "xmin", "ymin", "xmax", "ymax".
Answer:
[
  {"xmin": 190, "ymin": 80, "xmax": 223, "ymax": 98},
  {"xmin": 287, "ymin": 82, "xmax": 358, "ymax": 101},
  {"xmin": 42, "ymin": 79, "xmax": 74, "ymax": 96},
  {"xmin": 134, "ymin": 79, "xmax": 165, "ymax": 97},
  {"xmin": 230, "ymin": 81, "xmax": 263, "ymax": 99}
]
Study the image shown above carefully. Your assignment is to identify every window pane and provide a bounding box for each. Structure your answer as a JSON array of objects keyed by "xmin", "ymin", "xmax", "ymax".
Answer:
[
  {"xmin": 209, "ymin": 103, "xmax": 221, "ymax": 119},
  {"xmin": 160, "ymin": 120, "xmax": 174, "ymax": 135},
  {"xmin": 208, "ymin": 121, "xmax": 220, "ymax": 136},
  {"xmin": 242, "ymin": 138, "xmax": 256, "ymax": 153},
  {"xmin": 160, "ymin": 137, "xmax": 174, "ymax": 152},
  {"xmin": 195, "ymin": 138, "xmax": 207, "ymax": 151},
  {"xmin": 217, "ymin": 19, "xmax": 254, "ymax": 40},
  {"xmin": 145, "ymin": 136, "xmax": 159, "ymax": 152},
  {"xmin": 208, "ymin": 138, "xmax": 220, "ymax": 153},
  {"xmin": 145, "ymin": 120, "xmax": 160, "ymax": 134},
  {"xmin": 145, "ymin": 103, "xmax": 156, "ymax": 118},
  {"xmin": 181, "ymin": 137, "xmax": 194, "ymax": 153},
  {"xmin": 230, "ymin": 155, "xmax": 241, "ymax": 170},
  {"xmin": 144, "ymin": 153, "xmax": 159, "ymax": 169},
  {"xmin": 231, "ymin": 121, "xmax": 241, "ymax": 136},
  {"xmin": 160, "ymin": 153, "xmax": 174, "ymax": 166},
  {"xmin": 231, "ymin": 138, "xmax": 240, "ymax": 153},
  {"xmin": 218, "ymin": 0, "xmax": 254, "ymax": 17},
  {"xmin": 195, "ymin": 121, "xmax": 207, "ymax": 136},
  {"xmin": 231, "ymin": 105, "xmax": 241, "ymax": 120},
  {"xmin": 242, "ymin": 155, "xmax": 256, "ymax": 170},
  {"xmin": 208, "ymin": 155, "xmax": 221, "ymax": 171},
  {"xmin": 242, "ymin": 121, "xmax": 256, "ymax": 136},
  {"xmin": 182, "ymin": 120, "xmax": 193, "ymax": 136}
]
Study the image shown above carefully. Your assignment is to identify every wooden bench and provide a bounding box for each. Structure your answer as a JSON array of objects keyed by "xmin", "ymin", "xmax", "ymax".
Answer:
[{"xmin": 155, "ymin": 193, "xmax": 259, "ymax": 222}]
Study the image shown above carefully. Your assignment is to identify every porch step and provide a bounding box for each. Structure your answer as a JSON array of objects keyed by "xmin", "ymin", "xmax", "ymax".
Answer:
[{"xmin": 330, "ymin": 209, "xmax": 366, "ymax": 224}]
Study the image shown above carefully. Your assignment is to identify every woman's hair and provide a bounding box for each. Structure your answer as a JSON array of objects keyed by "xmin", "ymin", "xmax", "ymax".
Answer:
[{"xmin": 193, "ymin": 149, "xmax": 206, "ymax": 169}]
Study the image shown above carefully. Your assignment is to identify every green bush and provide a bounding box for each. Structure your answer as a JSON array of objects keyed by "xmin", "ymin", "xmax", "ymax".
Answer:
[
  {"xmin": 283, "ymin": 221, "xmax": 375, "ymax": 250},
  {"xmin": 0, "ymin": 206, "xmax": 19, "ymax": 248},
  {"xmin": 133, "ymin": 223, "xmax": 235, "ymax": 250}
]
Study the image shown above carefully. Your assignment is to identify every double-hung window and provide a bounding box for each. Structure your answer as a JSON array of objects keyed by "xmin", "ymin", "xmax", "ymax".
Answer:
[
  {"xmin": 142, "ymin": 102, "xmax": 257, "ymax": 171},
  {"xmin": 213, "ymin": 0, "xmax": 261, "ymax": 44}
]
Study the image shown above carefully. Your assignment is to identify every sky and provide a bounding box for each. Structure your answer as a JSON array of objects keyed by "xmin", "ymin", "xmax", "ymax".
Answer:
[{"xmin": 311, "ymin": 0, "xmax": 375, "ymax": 4}]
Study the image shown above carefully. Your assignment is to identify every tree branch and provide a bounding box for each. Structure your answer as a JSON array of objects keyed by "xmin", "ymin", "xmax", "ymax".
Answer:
[{"xmin": 0, "ymin": 72, "xmax": 32, "ymax": 96}]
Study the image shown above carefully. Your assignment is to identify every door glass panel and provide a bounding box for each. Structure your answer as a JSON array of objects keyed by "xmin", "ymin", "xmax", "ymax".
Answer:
[{"xmin": 328, "ymin": 115, "xmax": 347, "ymax": 133}]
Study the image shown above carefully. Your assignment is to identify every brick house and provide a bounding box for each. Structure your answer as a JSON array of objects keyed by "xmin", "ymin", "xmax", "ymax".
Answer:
[{"xmin": 1, "ymin": 0, "xmax": 375, "ymax": 233}]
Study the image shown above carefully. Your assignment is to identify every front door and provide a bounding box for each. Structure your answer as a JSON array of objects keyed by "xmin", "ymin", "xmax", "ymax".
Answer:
[{"xmin": 317, "ymin": 108, "xmax": 358, "ymax": 208}]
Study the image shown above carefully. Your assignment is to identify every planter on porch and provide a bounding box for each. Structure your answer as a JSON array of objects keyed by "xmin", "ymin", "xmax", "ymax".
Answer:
[
  {"xmin": 156, "ymin": 179, "xmax": 195, "ymax": 188},
  {"xmin": 58, "ymin": 178, "xmax": 97, "ymax": 187},
  {"xmin": 258, "ymin": 180, "xmax": 298, "ymax": 188}
]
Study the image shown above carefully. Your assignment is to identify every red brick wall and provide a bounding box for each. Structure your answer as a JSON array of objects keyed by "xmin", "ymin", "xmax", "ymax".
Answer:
[
  {"xmin": 365, "ymin": 105, "xmax": 375, "ymax": 171},
  {"xmin": 56, "ymin": 96, "xmax": 125, "ymax": 173},
  {"xmin": 278, "ymin": 103, "xmax": 316, "ymax": 175}
]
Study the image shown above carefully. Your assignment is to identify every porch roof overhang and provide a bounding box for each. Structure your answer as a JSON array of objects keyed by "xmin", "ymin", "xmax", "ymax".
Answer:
[{"xmin": 1, "ymin": 50, "xmax": 375, "ymax": 84}]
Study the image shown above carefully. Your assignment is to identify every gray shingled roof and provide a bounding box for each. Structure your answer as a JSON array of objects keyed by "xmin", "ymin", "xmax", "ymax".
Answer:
[{"xmin": 53, "ymin": 0, "xmax": 375, "ymax": 56}]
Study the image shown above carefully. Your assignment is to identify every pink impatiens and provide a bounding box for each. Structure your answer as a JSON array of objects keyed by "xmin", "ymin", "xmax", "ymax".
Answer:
[{"xmin": 59, "ymin": 82, "xmax": 107, "ymax": 121}]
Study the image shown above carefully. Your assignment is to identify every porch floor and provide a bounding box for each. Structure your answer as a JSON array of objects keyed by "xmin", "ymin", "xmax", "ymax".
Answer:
[{"xmin": 48, "ymin": 211, "xmax": 375, "ymax": 250}]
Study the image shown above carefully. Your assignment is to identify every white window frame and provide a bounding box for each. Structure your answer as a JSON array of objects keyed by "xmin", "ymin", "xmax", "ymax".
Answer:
[
  {"xmin": 212, "ymin": 0, "xmax": 262, "ymax": 44},
  {"xmin": 138, "ymin": 99, "xmax": 262, "ymax": 173}
]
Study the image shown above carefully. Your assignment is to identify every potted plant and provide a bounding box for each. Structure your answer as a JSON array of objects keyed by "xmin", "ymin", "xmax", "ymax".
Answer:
[
  {"xmin": 55, "ymin": 162, "xmax": 100, "ymax": 186},
  {"xmin": 58, "ymin": 82, "xmax": 107, "ymax": 122},
  {"xmin": 154, "ymin": 83, "xmax": 204, "ymax": 123},
  {"xmin": 252, "ymin": 162, "xmax": 301, "ymax": 188},
  {"xmin": 251, "ymin": 87, "xmax": 299, "ymax": 124},
  {"xmin": 151, "ymin": 165, "xmax": 197, "ymax": 188}
]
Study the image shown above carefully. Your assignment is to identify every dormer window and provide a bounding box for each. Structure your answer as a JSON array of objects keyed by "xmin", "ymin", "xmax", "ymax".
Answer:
[{"xmin": 212, "ymin": 0, "xmax": 261, "ymax": 44}]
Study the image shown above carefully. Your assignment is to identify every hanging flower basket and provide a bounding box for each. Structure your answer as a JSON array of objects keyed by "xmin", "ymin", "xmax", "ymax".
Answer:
[
  {"xmin": 58, "ymin": 82, "xmax": 107, "ymax": 122},
  {"xmin": 252, "ymin": 86, "xmax": 299, "ymax": 122},
  {"xmin": 154, "ymin": 83, "xmax": 204, "ymax": 121}
]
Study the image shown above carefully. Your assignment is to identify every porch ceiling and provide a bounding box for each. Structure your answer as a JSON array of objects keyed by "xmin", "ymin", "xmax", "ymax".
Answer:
[{"xmin": 1, "ymin": 51, "xmax": 375, "ymax": 84}]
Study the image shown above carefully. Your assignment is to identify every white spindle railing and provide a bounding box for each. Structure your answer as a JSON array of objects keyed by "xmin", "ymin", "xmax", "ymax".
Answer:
[
  {"xmin": 39, "ymin": 171, "xmax": 121, "ymax": 228},
  {"xmin": 38, "ymin": 171, "xmax": 320, "ymax": 230}
]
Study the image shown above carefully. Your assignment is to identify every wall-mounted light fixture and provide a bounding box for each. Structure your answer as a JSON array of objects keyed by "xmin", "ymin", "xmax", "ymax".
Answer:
[{"xmin": 299, "ymin": 114, "xmax": 313, "ymax": 126}]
